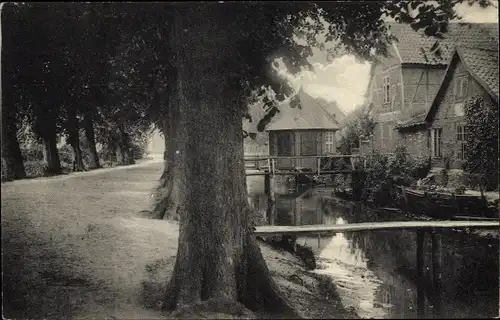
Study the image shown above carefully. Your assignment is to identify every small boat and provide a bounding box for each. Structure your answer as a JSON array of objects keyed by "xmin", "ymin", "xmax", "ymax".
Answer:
[
  {"xmin": 398, "ymin": 186, "xmax": 455, "ymax": 219},
  {"xmin": 455, "ymin": 193, "xmax": 498, "ymax": 218},
  {"xmin": 398, "ymin": 186, "xmax": 497, "ymax": 220}
]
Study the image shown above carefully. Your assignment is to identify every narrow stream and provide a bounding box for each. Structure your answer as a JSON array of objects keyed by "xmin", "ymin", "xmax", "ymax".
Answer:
[{"xmin": 247, "ymin": 177, "xmax": 499, "ymax": 319}]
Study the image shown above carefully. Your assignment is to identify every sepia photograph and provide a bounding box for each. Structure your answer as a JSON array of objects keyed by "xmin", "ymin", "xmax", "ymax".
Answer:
[{"xmin": 1, "ymin": 1, "xmax": 499, "ymax": 319}]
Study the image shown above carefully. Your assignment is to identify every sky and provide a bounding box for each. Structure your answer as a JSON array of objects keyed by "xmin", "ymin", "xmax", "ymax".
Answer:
[{"xmin": 282, "ymin": 1, "xmax": 499, "ymax": 115}]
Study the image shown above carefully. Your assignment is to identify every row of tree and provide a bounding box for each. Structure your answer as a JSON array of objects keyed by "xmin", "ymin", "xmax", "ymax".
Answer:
[
  {"xmin": 2, "ymin": 1, "xmax": 491, "ymax": 317},
  {"xmin": 1, "ymin": 3, "xmax": 155, "ymax": 180}
]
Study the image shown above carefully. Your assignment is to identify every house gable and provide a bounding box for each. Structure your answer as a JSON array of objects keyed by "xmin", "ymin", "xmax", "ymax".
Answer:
[
  {"xmin": 368, "ymin": 42, "xmax": 404, "ymax": 116},
  {"xmin": 425, "ymin": 48, "xmax": 499, "ymax": 124},
  {"xmin": 424, "ymin": 47, "xmax": 498, "ymax": 169},
  {"xmin": 388, "ymin": 22, "xmax": 498, "ymax": 131}
]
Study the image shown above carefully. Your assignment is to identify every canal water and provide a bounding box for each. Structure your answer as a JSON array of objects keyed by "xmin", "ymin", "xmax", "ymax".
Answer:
[{"xmin": 247, "ymin": 176, "xmax": 499, "ymax": 319}]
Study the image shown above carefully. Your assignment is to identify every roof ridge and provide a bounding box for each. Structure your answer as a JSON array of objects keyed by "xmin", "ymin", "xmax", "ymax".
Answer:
[
  {"xmin": 458, "ymin": 45, "xmax": 499, "ymax": 52},
  {"xmin": 298, "ymin": 90, "xmax": 338, "ymax": 126}
]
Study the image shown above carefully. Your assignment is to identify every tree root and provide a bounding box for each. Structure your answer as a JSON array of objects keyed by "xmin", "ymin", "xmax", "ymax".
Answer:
[
  {"xmin": 171, "ymin": 298, "xmax": 256, "ymax": 319},
  {"xmin": 244, "ymin": 236, "xmax": 304, "ymax": 319},
  {"xmin": 162, "ymin": 235, "xmax": 304, "ymax": 319}
]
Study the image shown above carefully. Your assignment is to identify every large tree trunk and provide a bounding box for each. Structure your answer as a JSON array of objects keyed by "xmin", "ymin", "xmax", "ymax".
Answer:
[
  {"xmin": 1, "ymin": 77, "xmax": 26, "ymax": 180},
  {"xmin": 162, "ymin": 7, "xmax": 300, "ymax": 318},
  {"xmin": 115, "ymin": 143, "xmax": 125, "ymax": 165},
  {"xmin": 42, "ymin": 132, "xmax": 62, "ymax": 175},
  {"xmin": 66, "ymin": 108, "xmax": 85, "ymax": 172},
  {"xmin": 162, "ymin": 117, "xmax": 168, "ymax": 162},
  {"xmin": 1, "ymin": 118, "xmax": 26, "ymax": 180},
  {"xmin": 152, "ymin": 104, "xmax": 186, "ymax": 221},
  {"xmin": 115, "ymin": 127, "xmax": 135, "ymax": 166},
  {"xmin": 82, "ymin": 111, "xmax": 101, "ymax": 169}
]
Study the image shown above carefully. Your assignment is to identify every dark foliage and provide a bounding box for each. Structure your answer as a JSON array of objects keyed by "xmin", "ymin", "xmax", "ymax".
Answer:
[{"xmin": 463, "ymin": 97, "xmax": 499, "ymax": 191}]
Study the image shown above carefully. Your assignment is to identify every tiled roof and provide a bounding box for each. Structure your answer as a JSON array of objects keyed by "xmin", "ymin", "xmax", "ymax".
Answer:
[
  {"xmin": 426, "ymin": 46, "xmax": 499, "ymax": 123},
  {"xmin": 458, "ymin": 47, "xmax": 499, "ymax": 101},
  {"xmin": 314, "ymin": 97, "xmax": 346, "ymax": 125},
  {"xmin": 388, "ymin": 22, "xmax": 499, "ymax": 65},
  {"xmin": 267, "ymin": 89, "xmax": 339, "ymax": 131},
  {"xmin": 395, "ymin": 113, "xmax": 427, "ymax": 130}
]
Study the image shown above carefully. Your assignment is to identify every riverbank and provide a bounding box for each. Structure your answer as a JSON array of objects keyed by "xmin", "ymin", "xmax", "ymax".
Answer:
[{"xmin": 2, "ymin": 160, "xmax": 356, "ymax": 319}]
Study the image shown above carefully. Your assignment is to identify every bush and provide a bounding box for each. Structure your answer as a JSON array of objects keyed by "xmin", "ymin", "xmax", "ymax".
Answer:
[
  {"xmin": 463, "ymin": 97, "xmax": 499, "ymax": 191},
  {"xmin": 20, "ymin": 144, "xmax": 44, "ymax": 162},
  {"xmin": 353, "ymin": 146, "xmax": 428, "ymax": 207},
  {"xmin": 58, "ymin": 144, "xmax": 74, "ymax": 165},
  {"xmin": 338, "ymin": 104, "xmax": 376, "ymax": 155},
  {"xmin": 24, "ymin": 161, "xmax": 48, "ymax": 178},
  {"xmin": 411, "ymin": 155, "xmax": 432, "ymax": 180},
  {"xmin": 98, "ymin": 146, "xmax": 116, "ymax": 164},
  {"xmin": 130, "ymin": 141, "xmax": 149, "ymax": 160}
]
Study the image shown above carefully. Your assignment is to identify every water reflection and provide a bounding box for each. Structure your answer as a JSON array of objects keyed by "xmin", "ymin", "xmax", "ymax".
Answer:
[{"xmin": 247, "ymin": 177, "xmax": 499, "ymax": 319}]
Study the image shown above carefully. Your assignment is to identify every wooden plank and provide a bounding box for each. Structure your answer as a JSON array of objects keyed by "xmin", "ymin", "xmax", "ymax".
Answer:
[
  {"xmin": 416, "ymin": 230, "xmax": 426, "ymax": 318},
  {"xmin": 431, "ymin": 230, "xmax": 443, "ymax": 318},
  {"xmin": 245, "ymin": 170, "xmax": 354, "ymax": 176},
  {"xmin": 244, "ymin": 154, "xmax": 365, "ymax": 161},
  {"xmin": 254, "ymin": 220, "xmax": 499, "ymax": 235}
]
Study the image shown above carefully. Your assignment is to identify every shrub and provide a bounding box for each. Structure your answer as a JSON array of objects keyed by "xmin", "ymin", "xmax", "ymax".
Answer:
[
  {"xmin": 338, "ymin": 104, "xmax": 376, "ymax": 155},
  {"xmin": 411, "ymin": 155, "xmax": 432, "ymax": 180},
  {"xmin": 20, "ymin": 144, "xmax": 44, "ymax": 162},
  {"xmin": 24, "ymin": 161, "xmax": 48, "ymax": 178},
  {"xmin": 58, "ymin": 144, "xmax": 74, "ymax": 165},
  {"xmin": 463, "ymin": 97, "xmax": 499, "ymax": 191},
  {"xmin": 130, "ymin": 141, "xmax": 149, "ymax": 160},
  {"xmin": 98, "ymin": 146, "xmax": 116, "ymax": 163},
  {"xmin": 353, "ymin": 146, "xmax": 427, "ymax": 207}
]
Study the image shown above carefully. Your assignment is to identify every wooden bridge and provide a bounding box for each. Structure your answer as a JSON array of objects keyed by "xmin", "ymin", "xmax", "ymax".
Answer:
[
  {"xmin": 254, "ymin": 220, "xmax": 499, "ymax": 236},
  {"xmin": 244, "ymin": 154, "xmax": 365, "ymax": 176},
  {"xmin": 254, "ymin": 220, "xmax": 499, "ymax": 318}
]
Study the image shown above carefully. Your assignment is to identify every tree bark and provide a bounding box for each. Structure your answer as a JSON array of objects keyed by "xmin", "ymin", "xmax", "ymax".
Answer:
[
  {"xmin": 42, "ymin": 132, "xmax": 62, "ymax": 175},
  {"xmin": 66, "ymin": 108, "xmax": 85, "ymax": 172},
  {"xmin": 162, "ymin": 7, "xmax": 301, "ymax": 318},
  {"xmin": 152, "ymin": 102, "xmax": 187, "ymax": 221},
  {"xmin": 162, "ymin": 117, "xmax": 168, "ymax": 162},
  {"xmin": 82, "ymin": 111, "xmax": 101, "ymax": 169},
  {"xmin": 115, "ymin": 127, "xmax": 135, "ymax": 166},
  {"xmin": 1, "ymin": 10, "xmax": 26, "ymax": 181},
  {"xmin": 115, "ymin": 143, "xmax": 125, "ymax": 165},
  {"xmin": 69, "ymin": 137, "xmax": 85, "ymax": 172},
  {"xmin": 1, "ymin": 119, "xmax": 26, "ymax": 180}
]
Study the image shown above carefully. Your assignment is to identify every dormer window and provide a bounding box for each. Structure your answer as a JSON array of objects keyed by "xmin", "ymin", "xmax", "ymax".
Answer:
[{"xmin": 383, "ymin": 76, "xmax": 390, "ymax": 104}]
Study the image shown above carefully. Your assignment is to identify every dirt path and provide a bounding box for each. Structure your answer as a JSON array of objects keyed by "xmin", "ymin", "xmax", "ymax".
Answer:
[{"xmin": 2, "ymin": 160, "xmax": 355, "ymax": 319}]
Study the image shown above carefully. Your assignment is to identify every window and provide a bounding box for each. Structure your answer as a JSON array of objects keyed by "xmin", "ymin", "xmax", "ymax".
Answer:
[
  {"xmin": 455, "ymin": 77, "xmax": 468, "ymax": 100},
  {"xmin": 325, "ymin": 132, "xmax": 334, "ymax": 154},
  {"xmin": 383, "ymin": 76, "xmax": 390, "ymax": 104},
  {"xmin": 431, "ymin": 128, "xmax": 443, "ymax": 158},
  {"xmin": 456, "ymin": 125, "xmax": 467, "ymax": 160},
  {"xmin": 456, "ymin": 125, "xmax": 465, "ymax": 142}
]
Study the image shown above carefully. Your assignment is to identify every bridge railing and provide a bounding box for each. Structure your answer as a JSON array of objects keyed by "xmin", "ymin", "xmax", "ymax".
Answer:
[
  {"xmin": 244, "ymin": 154, "xmax": 365, "ymax": 175},
  {"xmin": 244, "ymin": 153, "xmax": 396, "ymax": 175}
]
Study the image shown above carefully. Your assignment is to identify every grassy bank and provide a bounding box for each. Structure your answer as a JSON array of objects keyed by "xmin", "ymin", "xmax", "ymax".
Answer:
[{"xmin": 1, "ymin": 161, "xmax": 356, "ymax": 319}]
